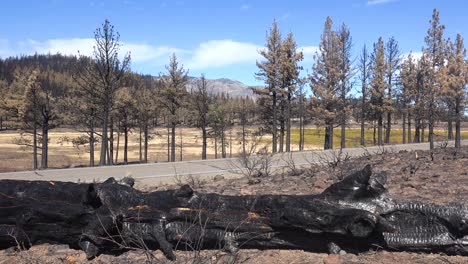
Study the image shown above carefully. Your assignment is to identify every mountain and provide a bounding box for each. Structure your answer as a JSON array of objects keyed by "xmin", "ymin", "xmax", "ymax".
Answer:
[{"xmin": 186, "ymin": 77, "xmax": 258, "ymax": 98}]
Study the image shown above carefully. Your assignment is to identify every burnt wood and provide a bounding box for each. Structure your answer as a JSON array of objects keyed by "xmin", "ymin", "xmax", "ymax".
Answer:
[{"xmin": 0, "ymin": 165, "xmax": 467, "ymax": 260}]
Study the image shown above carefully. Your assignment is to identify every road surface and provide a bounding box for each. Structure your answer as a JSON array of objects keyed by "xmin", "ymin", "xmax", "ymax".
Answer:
[{"xmin": 0, "ymin": 140, "xmax": 466, "ymax": 186}]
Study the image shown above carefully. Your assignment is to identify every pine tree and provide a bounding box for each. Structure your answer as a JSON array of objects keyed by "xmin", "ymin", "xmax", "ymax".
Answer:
[
  {"xmin": 423, "ymin": 9, "xmax": 445, "ymax": 151},
  {"xmin": 279, "ymin": 32, "xmax": 303, "ymax": 152},
  {"xmin": 384, "ymin": 37, "xmax": 401, "ymax": 144},
  {"xmin": 337, "ymin": 23, "xmax": 353, "ymax": 149},
  {"xmin": 133, "ymin": 75, "xmax": 158, "ymax": 163},
  {"xmin": 193, "ymin": 74, "xmax": 213, "ymax": 160},
  {"xmin": 256, "ymin": 19, "xmax": 282, "ymax": 153},
  {"xmin": 160, "ymin": 53, "xmax": 188, "ymax": 162},
  {"xmin": 369, "ymin": 37, "xmax": 386, "ymax": 146},
  {"xmin": 358, "ymin": 45, "xmax": 371, "ymax": 146},
  {"xmin": 413, "ymin": 53, "xmax": 431, "ymax": 143},
  {"xmin": 400, "ymin": 53, "xmax": 418, "ymax": 144},
  {"xmin": 114, "ymin": 87, "xmax": 137, "ymax": 165},
  {"xmin": 309, "ymin": 17, "xmax": 341, "ymax": 149},
  {"xmin": 74, "ymin": 19, "xmax": 131, "ymax": 166},
  {"xmin": 18, "ymin": 69, "xmax": 41, "ymax": 170},
  {"xmin": 443, "ymin": 34, "xmax": 467, "ymax": 149}
]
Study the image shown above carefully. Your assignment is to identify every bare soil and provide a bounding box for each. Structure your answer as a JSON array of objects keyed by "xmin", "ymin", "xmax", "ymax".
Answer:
[{"xmin": 1, "ymin": 146, "xmax": 468, "ymax": 263}]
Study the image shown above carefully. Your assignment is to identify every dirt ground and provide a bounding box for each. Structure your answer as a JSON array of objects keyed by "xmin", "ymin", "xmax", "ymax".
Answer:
[{"xmin": 1, "ymin": 146, "xmax": 468, "ymax": 263}]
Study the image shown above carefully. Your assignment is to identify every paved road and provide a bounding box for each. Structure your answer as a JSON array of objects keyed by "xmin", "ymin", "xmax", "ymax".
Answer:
[{"xmin": 1, "ymin": 140, "xmax": 466, "ymax": 186}]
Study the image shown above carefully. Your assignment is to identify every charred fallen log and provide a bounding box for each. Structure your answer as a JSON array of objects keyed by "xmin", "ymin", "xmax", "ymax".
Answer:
[{"xmin": 0, "ymin": 165, "xmax": 467, "ymax": 260}]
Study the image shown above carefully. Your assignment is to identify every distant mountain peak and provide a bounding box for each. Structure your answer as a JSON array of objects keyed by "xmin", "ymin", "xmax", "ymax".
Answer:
[{"xmin": 186, "ymin": 76, "xmax": 255, "ymax": 97}]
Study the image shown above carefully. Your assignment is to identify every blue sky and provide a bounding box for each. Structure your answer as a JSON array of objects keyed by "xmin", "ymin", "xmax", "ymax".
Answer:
[{"xmin": 0, "ymin": 0, "xmax": 466, "ymax": 86}]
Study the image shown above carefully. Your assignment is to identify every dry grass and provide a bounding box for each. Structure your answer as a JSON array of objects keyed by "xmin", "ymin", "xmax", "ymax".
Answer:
[
  {"xmin": 1, "ymin": 125, "xmax": 467, "ymax": 172},
  {"xmin": 0, "ymin": 127, "xmax": 253, "ymax": 172}
]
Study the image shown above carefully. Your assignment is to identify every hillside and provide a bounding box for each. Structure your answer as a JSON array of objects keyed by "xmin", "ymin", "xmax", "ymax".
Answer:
[{"xmin": 0, "ymin": 54, "xmax": 257, "ymax": 98}]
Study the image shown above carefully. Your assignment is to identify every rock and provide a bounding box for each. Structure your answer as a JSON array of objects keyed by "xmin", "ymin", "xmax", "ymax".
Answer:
[
  {"xmin": 213, "ymin": 175, "xmax": 225, "ymax": 182},
  {"xmin": 3, "ymin": 246, "xmax": 16, "ymax": 256},
  {"xmin": 327, "ymin": 242, "xmax": 341, "ymax": 254}
]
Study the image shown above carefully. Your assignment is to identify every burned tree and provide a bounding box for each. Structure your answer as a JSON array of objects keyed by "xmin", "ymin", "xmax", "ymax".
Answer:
[
  {"xmin": 159, "ymin": 54, "xmax": 188, "ymax": 162},
  {"xmin": 256, "ymin": 19, "xmax": 282, "ymax": 153},
  {"xmin": 0, "ymin": 165, "xmax": 467, "ymax": 260},
  {"xmin": 309, "ymin": 17, "xmax": 341, "ymax": 150},
  {"xmin": 74, "ymin": 19, "xmax": 131, "ymax": 166},
  {"xmin": 192, "ymin": 74, "xmax": 212, "ymax": 160}
]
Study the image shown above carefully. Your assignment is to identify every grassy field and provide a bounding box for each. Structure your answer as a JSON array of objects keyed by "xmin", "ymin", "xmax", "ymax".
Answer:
[
  {"xmin": 0, "ymin": 126, "xmax": 467, "ymax": 172},
  {"xmin": 289, "ymin": 127, "xmax": 468, "ymax": 148}
]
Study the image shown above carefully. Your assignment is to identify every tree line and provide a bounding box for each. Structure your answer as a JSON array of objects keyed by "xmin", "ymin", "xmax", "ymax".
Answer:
[
  {"xmin": 0, "ymin": 20, "xmax": 258, "ymax": 169},
  {"xmin": 257, "ymin": 9, "xmax": 467, "ymax": 152},
  {"xmin": 0, "ymin": 9, "xmax": 467, "ymax": 170}
]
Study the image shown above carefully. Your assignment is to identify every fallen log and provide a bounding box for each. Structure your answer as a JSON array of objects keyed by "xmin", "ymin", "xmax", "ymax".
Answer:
[{"xmin": 0, "ymin": 165, "xmax": 467, "ymax": 260}]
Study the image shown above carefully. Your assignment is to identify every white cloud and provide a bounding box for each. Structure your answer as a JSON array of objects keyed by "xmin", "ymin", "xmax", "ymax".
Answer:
[
  {"xmin": 187, "ymin": 40, "xmax": 262, "ymax": 70},
  {"xmin": 0, "ymin": 39, "xmax": 12, "ymax": 58},
  {"xmin": 0, "ymin": 38, "xmax": 188, "ymax": 64},
  {"xmin": 367, "ymin": 0, "xmax": 398, "ymax": 6},
  {"xmin": 1, "ymin": 38, "xmax": 314, "ymax": 72},
  {"xmin": 299, "ymin": 46, "xmax": 319, "ymax": 57},
  {"xmin": 30, "ymin": 38, "xmax": 95, "ymax": 56},
  {"xmin": 123, "ymin": 43, "xmax": 188, "ymax": 63},
  {"xmin": 278, "ymin": 12, "xmax": 291, "ymax": 21},
  {"xmin": 240, "ymin": 4, "xmax": 250, "ymax": 10},
  {"xmin": 402, "ymin": 51, "xmax": 423, "ymax": 62}
]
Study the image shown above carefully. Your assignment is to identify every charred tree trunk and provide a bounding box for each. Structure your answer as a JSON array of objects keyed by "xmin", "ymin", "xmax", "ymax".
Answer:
[
  {"xmin": 360, "ymin": 114, "xmax": 365, "ymax": 146},
  {"xmin": 373, "ymin": 121, "xmax": 376, "ymax": 146},
  {"xmin": 109, "ymin": 117, "xmax": 114, "ymax": 166},
  {"xmin": 447, "ymin": 104, "xmax": 454, "ymax": 140},
  {"xmin": 171, "ymin": 123, "xmax": 176, "ymax": 162},
  {"xmin": 144, "ymin": 123, "xmax": 148, "ymax": 163},
  {"xmin": 428, "ymin": 108, "xmax": 434, "ymax": 151},
  {"xmin": 41, "ymin": 114, "xmax": 49, "ymax": 169},
  {"xmin": 407, "ymin": 111, "xmax": 412, "ymax": 144},
  {"xmin": 99, "ymin": 110, "xmax": 108, "ymax": 166},
  {"xmin": 229, "ymin": 128, "xmax": 232, "ymax": 158},
  {"xmin": 422, "ymin": 120, "xmax": 426, "ymax": 143},
  {"xmin": 455, "ymin": 99, "xmax": 461, "ymax": 149},
  {"xmin": 33, "ymin": 118, "xmax": 38, "ymax": 170},
  {"xmin": 221, "ymin": 128, "xmax": 226, "ymax": 159},
  {"xmin": 324, "ymin": 123, "xmax": 333, "ymax": 150},
  {"xmin": 214, "ymin": 134, "xmax": 218, "ymax": 159},
  {"xmin": 272, "ymin": 90, "xmax": 277, "ymax": 153},
  {"xmin": 201, "ymin": 126, "xmax": 207, "ymax": 160},
  {"xmin": 1, "ymin": 165, "xmax": 467, "ymax": 260},
  {"xmin": 241, "ymin": 116, "xmax": 246, "ymax": 156},
  {"xmin": 279, "ymin": 97, "xmax": 285, "ymax": 153},
  {"xmin": 414, "ymin": 115, "xmax": 421, "ymax": 143},
  {"xmin": 179, "ymin": 127, "xmax": 183, "ymax": 162},
  {"xmin": 385, "ymin": 113, "xmax": 391, "ymax": 144},
  {"xmin": 286, "ymin": 92, "xmax": 291, "ymax": 152},
  {"xmin": 402, "ymin": 112, "xmax": 406, "ymax": 144},
  {"xmin": 378, "ymin": 115, "xmax": 383, "ymax": 146},
  {"xmin": 299, "ymin": 94, "xmax": 304, "ymax": 151},
  {"xmin": 123, "ymin": 126, "xmax": 128, "ymax": 165},
  {"xmin": 89, "ymin": 112, "xmax": 95, "ymax": 167},
  {"xmin": 115, "ymin": 128, "xmax": 120, "ymax": 165},
  {"xmin": 167, "ymin": 125, "xmax": 170, "ymax": 162},
  {"xmin": 340, "ymin": 92, "xmax": 346, "ymax": 150},
  {"xmin": 139, "ymin": 127, "xmax": 142, "ymax": 163}
]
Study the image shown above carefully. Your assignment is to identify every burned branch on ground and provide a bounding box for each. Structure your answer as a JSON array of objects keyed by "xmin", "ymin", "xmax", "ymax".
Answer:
[{"xmin": 0, "ymin": 165, "xmax": 467, "ymax": 260}]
